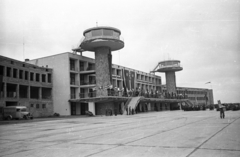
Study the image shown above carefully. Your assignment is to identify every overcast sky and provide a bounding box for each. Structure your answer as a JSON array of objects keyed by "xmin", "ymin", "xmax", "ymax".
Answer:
[{"xmin": 0, "ymin": 0, "xmax": 239, "ymax": 103}]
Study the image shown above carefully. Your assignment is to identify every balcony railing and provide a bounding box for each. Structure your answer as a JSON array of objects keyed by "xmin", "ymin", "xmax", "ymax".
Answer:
[
  {"xmin": 70, "ymin": 67, "xmax": 79, "ymax": 71},
  {"xmin": 79, "ymin": 92, "xmax": 96, "ymax": 98},
  {"xmin": 70, "ymin": 81, "xmax": 79, "ymax": 85},
  {"xmin": 42, "ymin": 96, "xmax": 52, "ymax": 100},
  {"xmin": 7, "ymin": 92, "xmax": 17, "ymax": 98},
  {"xmin": 80, "ymin": 80, "xmax": 96, "ymax": 85},
  {"xmin": 86, "ymin": 66, "xmax": 95, "ymax": 71},
  {"xmin": 70, "ymin": 94, "xmax": 76, "ymax": 99}
]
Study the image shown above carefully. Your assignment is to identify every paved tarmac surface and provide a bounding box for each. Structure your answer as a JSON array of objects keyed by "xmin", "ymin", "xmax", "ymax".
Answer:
[{"xmin": 0, "ymin": 110, "xmax": 240, "ymax": 157}]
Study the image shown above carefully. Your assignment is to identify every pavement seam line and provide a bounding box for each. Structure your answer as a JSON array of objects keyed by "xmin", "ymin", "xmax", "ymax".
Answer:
[
  {"xmin": 84, "ymin": 117, "xmax": 213, "ymax": 157},
  {"xmin": 186, "ymin": 117, "xmax": 240, "ymax": 157}
]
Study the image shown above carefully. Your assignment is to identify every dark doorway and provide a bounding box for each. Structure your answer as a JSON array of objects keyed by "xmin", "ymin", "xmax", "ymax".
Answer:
[
  {"xmin": 71, "ymin": 102, "xmax": 76, "ymax": 115},
  {"xmin": 80, "ymin": 103, "xmax": 88, "ymax": 115}
]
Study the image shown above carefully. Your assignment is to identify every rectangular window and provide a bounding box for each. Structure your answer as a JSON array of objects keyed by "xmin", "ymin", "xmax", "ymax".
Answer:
[
  {"xmin": 70, "ymin": 73, "xmax": 75, "ymax": 85},
  {"xmin": 13, "ymin": 69, "xmax": 18, "ymax": 78},
  {"xmin": 0, "ymin": 65, "xmax": 4, "ymax": 76},
  {"xmin": 42, "ymin": 74, "xmax": 46, "ymax": 82},
  {"xmin": 92, "ymin": 30, "xmax": 102, "ymax": 37},
  {"xmin": 36, "ymin": 104, "xmax": 39, "ymax": 108},
  {"xmin": 30, "ymin": 72, "xmax": 34, "ymax": 81},
  {"xmin": 70, "ymin": 59, "xmax": 75, "ymax": 71},
  {"xmin": 7, "ymin": 67, "xmax": 11, "ymax": 77},
  {"xmin": 80, "ymin": 61, "xmax": 84, "ymax": 71},
  {"xmin": 103, "ymin": 29, "xmax": 113, "ymax": 36},
  {"xmin": 42, "ymin": 104, "xmax": 46, "ymax": 108},
  {"xmin": 36, "ymin": 73, "xmax": 40, "ymax": 82},
  {"xmin": 25, "ymin": 71, "xmax": 29, "ymax": 80},
  {"xmin": 48, "ymin": 73, "xmax": 51, "ymax": 83},
  {"xmin": 31, "ymin": 104, "xmax": 34, "ymax": 107},
  {"xmin": 19, "ymin": 70, "xmax": 23, "ymax": 79}
]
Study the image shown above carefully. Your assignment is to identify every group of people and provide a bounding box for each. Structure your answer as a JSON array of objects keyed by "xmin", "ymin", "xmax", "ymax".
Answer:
[
  {"xmin": 182, "ymin": 104, "xmax": 206, "ymax": 111},
  {"xmin": 125, "ymin": 106, "xmax": 135, "ymax": 115},
  {"xmin": 107, "ymin": 87, "xmax": 187, "ymax": 100}
]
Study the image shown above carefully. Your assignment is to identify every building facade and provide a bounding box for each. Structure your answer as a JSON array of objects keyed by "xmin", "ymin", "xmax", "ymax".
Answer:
[
  {"xmin": 27, "ymin": 52, "xmax": 162, "ymax": 116},
  {"xmin": 162, "ymin": 86, "xmax": 214, "ymax": 106},
  {"xmin": 0, "ymin": 55, "xmax": 53, "ymax": 118}
]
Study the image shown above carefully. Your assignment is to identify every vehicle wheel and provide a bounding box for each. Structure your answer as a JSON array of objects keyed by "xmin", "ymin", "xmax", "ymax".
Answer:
[
  {"xmin": 23, "ymin": 115, "xmax": 28, "ymax": 120},
  {"xmin": 7, "ymin": 116, "xmax": 12, "ymax": 120}
]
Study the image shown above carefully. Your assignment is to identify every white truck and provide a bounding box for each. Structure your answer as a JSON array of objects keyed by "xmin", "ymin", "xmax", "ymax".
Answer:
[{"xmin": 3, "ymin": 106, "xmax": 33, "ymax": 120}]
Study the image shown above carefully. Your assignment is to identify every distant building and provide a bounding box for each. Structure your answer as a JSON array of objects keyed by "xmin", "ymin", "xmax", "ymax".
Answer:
[
  {"xmin": 0, "ymin": 55, "xmax": 53, "ymax": 118},
  {"xmin": 27, "ymin": 52, "xmax": 162, "ymax": 116},
  {"xmin": 162, "ymin": 85, "xmax": 214, "ymax": 105}
]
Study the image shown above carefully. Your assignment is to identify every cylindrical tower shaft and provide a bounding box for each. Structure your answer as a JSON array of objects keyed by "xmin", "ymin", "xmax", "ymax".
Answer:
[
  {"xmin": 165, "ymin": 71, "xmax": 176, "ymax": 93},
  {"xmin": 95, "ymin": 47, "xmax": 112, "ymax": 96}
]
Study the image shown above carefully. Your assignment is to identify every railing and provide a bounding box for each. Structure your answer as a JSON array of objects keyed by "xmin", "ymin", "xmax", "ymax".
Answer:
[
  {"xmin": 7, "ymin": 92, "xmax": 17, "ymax": 98},
  {"xmin": 70, "ymin": 67, "xmax": 79, "ymax": 71},
  {"xmin": 80, "ymin": 80, "xmax": 96, "ymax": 85},
  {"xmin": 86, "ymin": 66, "xmax": 95, "ymax": 71},
  {"xmin": 42, "ymin": 96, "xmax": 52, "ymax": 100},
  {"xmin": 158, "ymin": 64, "xmax": 182, "ymax": 69},
  {"xmin": 70, "ymin": 94, "xmax": 76, "ymax": 99},
  {"xmin": 70, "ymin": 81, "xmax": 79, "ymax": 85},
  {"xmin": 79, "ymin": 66, "xmax": 95, "ymax": 71},
  {"xmin": 80, "ymin": 66, "xmax": 85, "ymax": 71},
  {"xmin": 79, "ymin": 92, "xmax": 96, "ymax": 98}
]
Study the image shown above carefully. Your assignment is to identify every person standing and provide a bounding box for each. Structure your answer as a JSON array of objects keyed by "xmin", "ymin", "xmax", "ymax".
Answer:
[{"xmin": 218, "ymin": 100, "xmax": 225, "ymax": 119}]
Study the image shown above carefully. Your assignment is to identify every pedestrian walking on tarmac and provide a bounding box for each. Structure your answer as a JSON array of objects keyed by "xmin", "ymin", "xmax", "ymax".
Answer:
[{"xmin": 218, "ymin": 100, "xmax": 225, "ymax": 119}]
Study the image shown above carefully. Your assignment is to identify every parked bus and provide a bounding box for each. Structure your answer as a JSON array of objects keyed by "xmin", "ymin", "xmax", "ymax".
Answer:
[{"xmin": 3, "ymin": 106, "xmax": 33, "ymax": 120}]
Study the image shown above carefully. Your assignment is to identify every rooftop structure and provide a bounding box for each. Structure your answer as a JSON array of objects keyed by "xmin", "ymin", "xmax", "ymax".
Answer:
[
  {"xmin": 152, "ymin": 60, "xmax": 183, "ymax": 94},
  {"xmin": 73, "ymin": 26, "xmax": 124, "ymax": 97}
]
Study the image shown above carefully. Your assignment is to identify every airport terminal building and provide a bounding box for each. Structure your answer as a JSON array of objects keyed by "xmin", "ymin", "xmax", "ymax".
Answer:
[
  {"xmin": 27, "ymin": 52, "xmax": 162, "ymax": 116},
  {"xmin": 0, "ymin": 26, "xmax": 214, "ymax": 117},
  {"xmin": 0, "ymin": 56, "xmax": 53, "ymax": 118}
]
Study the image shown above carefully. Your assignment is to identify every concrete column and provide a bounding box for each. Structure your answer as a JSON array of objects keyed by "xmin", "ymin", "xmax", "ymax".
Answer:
[
  {"xmin": 88, "ymin": 102, "xmax": 95, "ymax": 115},
  {"xmin": 28, "ymin": 86, "xmax": 31, "ymax": 99},
  {"xmin": 39, "ymin": 87, "xmax": 42, "ymax": 100},
  {"xmin": 95, "ymin": 47, "xmax": 112, "ymax": 97},
  {"xmin": 165, "ymin": 71, "xmax": 176, "ymax": 94},
  {"xmin": 17, "ymin": 84, "xmax": 19, "ymax": 99},
  {"xmin": 4, "ymin": 83, "xmax": 6, "ymax": 98}
]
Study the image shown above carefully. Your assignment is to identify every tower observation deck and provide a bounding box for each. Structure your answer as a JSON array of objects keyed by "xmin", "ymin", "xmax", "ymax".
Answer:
[
  {"xmin": 73, "ymin": 26, "xmax": 124, "ymax": 97},
  {"xmin": 152, "ymin": 60, "xmax": 183, "ymax": 94}
]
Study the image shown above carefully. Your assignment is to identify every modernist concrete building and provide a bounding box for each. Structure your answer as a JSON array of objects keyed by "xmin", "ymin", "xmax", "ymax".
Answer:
[
  {"xmin": 0, "ymin": 55, "xmax": 53, "ymax": 118},
  {"xmin": 27, "ymin": 52, "xmax": 162, "ymax": 116},
  {"xmin": 162, "ymin": 86, "xmax": 214, "ymax": 106}
]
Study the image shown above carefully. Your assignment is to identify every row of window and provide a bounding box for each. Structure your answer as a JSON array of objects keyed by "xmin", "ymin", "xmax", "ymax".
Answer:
[
  {"xmin": 70, "ymin": 59, "xmax": 161, "ymax": 84},
  {"xmin": 136, "ymin": 74, "xmax": 160, "ymax": 83},
  {"xmin": 70, "ymin": 59, "xmax": 95, "ymax": 71},
  {"xmin": 162, "ymin": 89, "xmax": 207, "ymax": 95},
  {"xmin": 30, "ymin": 103, "xmax": 46, "ymax": 109},
  {"xmin": 0, "ymin": 65, "xmax": 51, "ymax": 83},
  {"xmin": 188, "ymin": 97, "xmax": 207, "ymax": 100},
  {"xmin": 0, "ymin": 83, "xmax": 52, "ymax": 99}
]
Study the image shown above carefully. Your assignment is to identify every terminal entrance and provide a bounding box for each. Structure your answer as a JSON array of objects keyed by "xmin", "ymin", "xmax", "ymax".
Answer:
[
  {"xmin": 80, "ymin": 103, "xmax": 88, "ymax": 115},
  {"xmin": 70, "ymin": 102, "xmax": 88, "ymax": 115}
]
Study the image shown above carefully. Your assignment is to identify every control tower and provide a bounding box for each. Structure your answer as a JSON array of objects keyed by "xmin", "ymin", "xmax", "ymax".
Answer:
[
  {"xmin": 152, "ymin": 60, "xmax": 182, "ymax": 94},
  {"xmin": 73, "ymin": 26, "xmax": 124, "ymax": 97}
]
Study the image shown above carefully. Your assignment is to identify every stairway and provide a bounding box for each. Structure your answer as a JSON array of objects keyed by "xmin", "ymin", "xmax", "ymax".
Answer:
[
  {"xmin": 185, "ymin": 99, "xmax": 194, "ymax": 106},
  {"xmin": 123, "ymin": 97, "xmax": 142, "ymax": 115}
]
